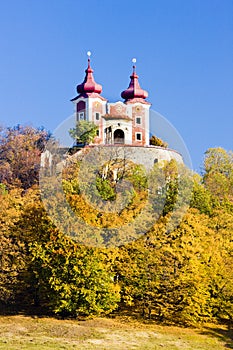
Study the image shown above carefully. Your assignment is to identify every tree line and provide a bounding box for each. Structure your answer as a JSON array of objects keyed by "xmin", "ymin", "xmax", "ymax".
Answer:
[{"xmin": 0, "ymin": 125, "xmax": 232, "ymax": 325}]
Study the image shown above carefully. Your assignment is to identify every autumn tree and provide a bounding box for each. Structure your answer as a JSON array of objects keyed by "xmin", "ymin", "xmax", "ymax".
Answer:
[
  {"xmin": 0, "ymin": 125, "xmax": 49, "ymax": 189},
  {"xmin": 29, "ymin": 233, "xmax": 121, "ymax": 317},
  {"xmin": 190, "ymin": 173, "xmax": 212, "ymax": 215},
  {"xmin": 0, "ymin": 186, "xmax": 44, "ymax": 308},
  {"xmin": 1, "ymin": 123, "xmax": 233, "ymax": 326},
  {"xmin": 0, "ymin": 187, "xmax": 26, "ymax": 306},
  {"xmin": 202, "ymin": 147, "xmax": 233, "ymax": 211},
  {"xmin": 149, "ymin": 135, "xmax": 168, "ymax": 148}
]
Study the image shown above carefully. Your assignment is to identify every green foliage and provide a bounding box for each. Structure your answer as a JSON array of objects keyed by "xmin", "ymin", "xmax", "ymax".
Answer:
[
  {"xmin": 29, "ymin": 235, "xmax": 120, "ymax": 317},
  {"xmin": 69, "ymin": 120, "xmax": 98, "ymax": 145},
  {"xmin": 94, "ymin": 163, "xmax": 147, "ymax": 201},
  {"xmin": 190, "ymin": 173, "xmax": 212, "ymax": 215},
  {"xmin": 203, "ymin": 147, "xmax": 233, "ymax": 211},
  {"xmin": 96, "ymin": 178, "xmax": 116, "ymax": 201},
  {"xmin": 162, "ymin": 159, "xmax": 179, "ymax": 215},
  {"xmin": 129, "ymin": 164, "xmax": 148, "ymax": 191},
  {"xmin": 0, "ymin": 183, "xmax": 7, "ymax": 195}
]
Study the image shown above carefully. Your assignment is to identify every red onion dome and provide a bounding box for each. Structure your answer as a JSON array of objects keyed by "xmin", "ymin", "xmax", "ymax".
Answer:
[
  {"xmin": 121, "ymin": 65, "xmax": 148, "ymax": 101},
  {"xmin": 77, "ymin": 58, "xmax": 102, "ymax": 94}
]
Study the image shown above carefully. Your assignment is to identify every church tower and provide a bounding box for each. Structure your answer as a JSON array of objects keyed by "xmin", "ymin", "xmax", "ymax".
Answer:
[
  {"xmin": 71, "ymin": 52, "xmax": 107, "ymax": 144},
  {"xmin": 120, "ymin": 59, "xmax": 151, "ymax": 145}
]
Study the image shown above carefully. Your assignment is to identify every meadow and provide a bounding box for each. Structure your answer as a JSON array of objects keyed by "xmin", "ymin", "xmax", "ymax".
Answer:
[{"xmin": 0, "ymin": 315, "xmax": 232, "ymax": 350}]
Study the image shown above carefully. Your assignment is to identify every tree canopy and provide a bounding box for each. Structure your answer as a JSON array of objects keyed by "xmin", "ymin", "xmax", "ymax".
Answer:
[
  {"xmin": 69, "ymin": 120, "xmax": 98, "ymax": 145},
  {"xmin": 0, "ymin": 126, "xmax": 232, "ymax": 326}
]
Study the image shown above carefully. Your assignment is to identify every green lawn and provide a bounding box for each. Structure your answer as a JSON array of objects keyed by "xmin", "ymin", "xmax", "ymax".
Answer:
[{"xmin": 0, "ymin": 315, "xmax": 232, "ymax": 349}]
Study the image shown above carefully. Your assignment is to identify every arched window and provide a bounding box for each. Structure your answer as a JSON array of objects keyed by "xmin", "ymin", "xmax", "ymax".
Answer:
[
  {"xmin": 114, "ymin": 129, "xmax": 125, "ymax": 144},
  {"xmin": 77, "ymin": 101, "xmax": 86, "ymax": 121}
]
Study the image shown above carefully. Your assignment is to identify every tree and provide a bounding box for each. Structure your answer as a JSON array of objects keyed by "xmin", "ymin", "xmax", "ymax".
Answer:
[
  {"xmin": 114, "ymin": 209, "xmax": 227, "ymax": 325},
  {"xmin": 0, "ymin": 125, "xmax": 49, "ymax": 189},
  {"xmin": 0, "ymin": 187, "xmax": 26, "ymax": 305},
  {"xmin": 149, "ymin": 135, "xmax": 168, "ymax": 148},
  {"xmin": 29, "ymin": 234, "xmax": 121, "ymax": 317},
  {"xmin": 0, "ymin": 183, "xmax": 121, "ymax": 316},
  {"xmin": 190, "ymin": 173, "xmax": 212, "ymax": 215},
  {"xmin": 202, "ymin": 147, "xmax": 233, "ymax": 211},
  {"xmin": 0, "ymin": 187, "xmax": 44, "ymax": 307},
  {"xmin": 1, "ymin": 125, "xmax": 233, "ymax": 326},
  {"xmin": 69, "ymin": 120, "xmax": 98, "ymax": 145}
]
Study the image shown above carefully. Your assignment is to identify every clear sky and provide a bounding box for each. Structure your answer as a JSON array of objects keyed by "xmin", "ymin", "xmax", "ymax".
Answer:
[{"xmin": 0, "ymin": 0, "xmax": 232, "ymax": 171}]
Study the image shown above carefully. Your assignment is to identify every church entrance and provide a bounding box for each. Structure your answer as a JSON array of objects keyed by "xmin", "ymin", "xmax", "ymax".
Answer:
[{"xmin": 113, "ymin": 129, "xmax": 125, "ymax": 144}]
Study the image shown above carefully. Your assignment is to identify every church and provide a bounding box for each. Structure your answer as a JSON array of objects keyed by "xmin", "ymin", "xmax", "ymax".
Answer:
[
  {"xmin": 71, "ymin": 54, "xmax": 151, "ymax": 146},
  {"xmin": 68, "ymin": 54, "xmax": 183, "ymax": 170}
]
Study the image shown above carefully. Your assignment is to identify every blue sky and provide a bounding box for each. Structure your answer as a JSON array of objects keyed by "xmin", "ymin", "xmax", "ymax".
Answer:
[{"xmin": 0, "ymin": 0, "xmax": 232, "ymax": 171}]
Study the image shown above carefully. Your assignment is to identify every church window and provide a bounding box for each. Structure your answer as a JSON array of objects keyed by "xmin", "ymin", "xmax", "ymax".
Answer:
[
  {"xmin": 78, "ymin": 112, "xmax": 85, "ymax": 120},
  {"xmin": 77, "ymin": 101, "xmax": 86, "ymax": 112},
  {"xmin": 136, "ymin": 132, "xmax": 142, "ymax": 141},
  {"xmin": 77, "ymin": 101, "xmax": 86, "ymax": 121},
  {"xmin": 96, "ymin": 129, "xmax": 99, "ymax": 136},
  {"xmin": 95, "ymin": 112, "xmax": 100, "ymax": 120},
  {"xmin": 136, "ymin": 117, "xmax": 142, "ymax": 124}
]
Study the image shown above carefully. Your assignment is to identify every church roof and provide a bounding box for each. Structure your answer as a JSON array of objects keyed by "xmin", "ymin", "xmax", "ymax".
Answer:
[
  {"xmin": 71, "ymin": 92, "xmax": 107, "ymax": 102},
  {"xmin": 121, "ymin": 64, "xmax": 149, "ymax": 103},
  {"xmin": 102, "ymin": 114, "xmax": 132, "ymax": 121},
  {"xmin": 76, "ymin": 57, "xmax": 103, "ymax": 95}
]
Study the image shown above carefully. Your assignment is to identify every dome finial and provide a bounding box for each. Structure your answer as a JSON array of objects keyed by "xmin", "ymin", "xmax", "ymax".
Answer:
[
  {"xmin": 132, "ymin": 58, "xmax": 137, "ymax": 72},
  {"xmin": 121, "ymin": 58, "xmax": 148, "ymax": 101},
  {"xmin": 87, "ymin": 51, "xmax": 91, "ymax": 67},
  {"xmin": 76, "ymin": 52, "xmax": 102, "ymax": 95}
]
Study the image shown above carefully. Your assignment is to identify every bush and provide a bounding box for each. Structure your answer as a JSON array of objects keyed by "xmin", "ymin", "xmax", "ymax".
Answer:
[{"xmin": 149, "ymin": 135, "xmax": 168, "ymax": 148}]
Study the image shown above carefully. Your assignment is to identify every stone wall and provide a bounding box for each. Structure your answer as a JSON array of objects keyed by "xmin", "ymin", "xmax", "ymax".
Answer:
[{"xmin": 84, "ymin": 145, "xmax": 183, "ymax": 172}]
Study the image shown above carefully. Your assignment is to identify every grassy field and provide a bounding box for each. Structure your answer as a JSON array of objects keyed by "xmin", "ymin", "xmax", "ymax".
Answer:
[{"xmin": 0, "ymin": 315, "xmax": 232, "ymax": 349}]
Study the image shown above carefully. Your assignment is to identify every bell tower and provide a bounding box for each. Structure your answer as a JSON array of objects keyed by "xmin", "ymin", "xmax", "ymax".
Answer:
[
  {"xmin": 71, "ymin": 52, "xmax": 107, "ymax": 143},
  {"xmin": 121, "ymin": 59, "xmax": 151, "ymax": 146}
]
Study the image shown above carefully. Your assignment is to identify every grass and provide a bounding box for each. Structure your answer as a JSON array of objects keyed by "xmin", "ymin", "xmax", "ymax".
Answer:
[{"xmin": 0, "ymin": 315, "xmax": 232, "ymax": 349}]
